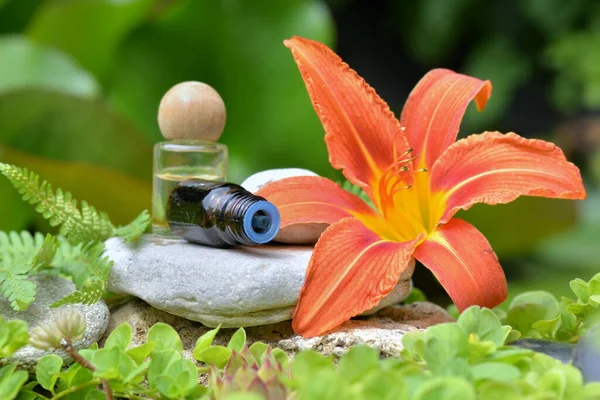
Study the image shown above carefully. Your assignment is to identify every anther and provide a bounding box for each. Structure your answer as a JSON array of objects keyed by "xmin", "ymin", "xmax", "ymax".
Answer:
[
  {"xmin": 415, "ymin": 168, "xmax": 428, "ymax": 173},
  {"xmin": 400, "ymin": 166, "xmax": 409, "ymax": 172}
]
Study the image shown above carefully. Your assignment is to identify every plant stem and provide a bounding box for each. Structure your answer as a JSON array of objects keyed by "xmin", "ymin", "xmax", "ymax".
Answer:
[
  {"xmin": 51, "ymin": 379, "xmax": 102, "ymax": 400},
  {"xmin": 61, "ymin": 339, "xmax": 113, "ymax": 400}
]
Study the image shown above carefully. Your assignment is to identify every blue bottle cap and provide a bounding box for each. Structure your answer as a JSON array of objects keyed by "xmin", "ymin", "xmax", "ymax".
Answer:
[{"xmin": 242, "ymin": 200, "xmax": 280, "ymax": 244}]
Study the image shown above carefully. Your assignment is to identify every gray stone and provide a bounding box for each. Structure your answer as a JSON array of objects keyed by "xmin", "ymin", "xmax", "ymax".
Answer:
[
  {"xmin": 241, "ymin": 168, "xmax": 318, "ymax": 193},
  {"xmin": 573, "ymin": 324, "xmax": 600, "ymax": 382},
  {"xmin": 1, "ymin": 275, "xmax": 109, "ymax": 371},
  {"xmin": 105, "ymin": 235, "xmax": 413, "ymax": 327},
  {"xmin": 103, "ymin": 299, "xmax": 454, "ymax": 360},
  {"xmin": 510, "ymin": 339, "xmax": 575, "ymax": 364},
  {"xmin": 241, "ymin": 168, "xmax": 324, "ymax": 244}
]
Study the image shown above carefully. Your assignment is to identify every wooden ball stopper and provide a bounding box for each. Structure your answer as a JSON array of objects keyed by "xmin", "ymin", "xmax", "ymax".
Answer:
[{"xmin": 158, "ymin": 81, "xmax": 226, "ymax": 141}]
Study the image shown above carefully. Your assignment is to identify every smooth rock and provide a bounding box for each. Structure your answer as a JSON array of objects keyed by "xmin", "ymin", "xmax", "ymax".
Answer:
[
  {"xmin": 1, "ymin": 275, "xmax": 110, "ymax": 371},
  {"xmin": 242, "ymin": 168, "xmax": 324, "ymax": 244},
  {"xmin": 510, "ymin": 339, "xmax": 575, "ymax": 364},
  {"xmin": 241, "ymin": 168, "xmax": 318, "ymax": 193},
  {"xmin": 573, "ymin": 324, "xmax": 600, "ymax": 382},
  {"xmin": 103, "ymin": 300, "xmax": 454, "ymax": 360},
  {"xmin": 105, "ymin": 235, "xmax": 413, "ymax": 327}
]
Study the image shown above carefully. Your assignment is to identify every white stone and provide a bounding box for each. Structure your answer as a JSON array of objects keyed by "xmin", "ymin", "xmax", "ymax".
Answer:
[
  {"xmin": 241, "ymin": 168, "xmax": 325, "ymax": 244},
  {"xmin": 1, "ymin": 275, "xmax": 109, "ymax": 371},
  {"xmin": 105, "ymin": 234, "xmax": 413, "ymax": 328},
  {"xmin": 241, "ymin": 168, "xmax": 318, "ymax": 193}
]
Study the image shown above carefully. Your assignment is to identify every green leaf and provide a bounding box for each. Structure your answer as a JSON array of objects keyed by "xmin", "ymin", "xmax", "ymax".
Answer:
[
  {"xmin": 425, "ymin": 323, "xmax": 469, "ymax": 358},
  {"xmin": 227, "ymin": 328, "xmax": 246, "ymax": 352},
  {"xmin": 0, "ymin": 35, "xmax": 99, "ymax": 98},
  {"xmin": 401, "ymin": 330, "xmax": 426, "ymax": 360},
  {"xmin": 196, "ymin": 345, "xmax": 231, "ymax": 369},
  {"xmin": 192, "ymin": 325, "xmax": 221, "ymax": 360},
  {"xmin": 505, "ymin": 291, "xmax": 560, "ymax": 338},
  {"xmin": 104, "ymin": 323, "xmax": 132, "ymax": 351},
  {"xmin": 91, "ymin": 347, "xmax": 122, "ymax": 380},
  {"xmin": 0, "ymin": 364, "xmax": 28, "ymax": 400},
  {"xmin": 126, "ymin": 342, "xmax": 156, "ymax": 365},
  {"xmin": 291, "ymin": 350, "xmax": 334, "ymax": 386},
  {"xmin": 476, "ymin": 381, "xmax": 520, "ymax": 400},
  {"xmin": 458, "ymin": 306, "xmax": 505, "ymax": 346},
  {"xmin": 570, "ymin": 278, "xmax": 590, "ymax": 302},
  {"xmin": 361, "ymin": 369, "xmax": 409, "ymax": 400},
  {"xmin": 413, "ymin": 376, "xmax": 475, "ymax": 400},
  {"xmin": 249, "ymin": 342, "xmax": 269, "ymax": 363},
  {"xmin": 147, "ymin": 323, "xmax": 183, "ymax": 353},
  {"xmin": 338, "ymin": 345, "xmax": 380, "ymax": 383},
  {"xmin": 588, "ymin": 274, "xmax": 600, "ymax": 294},
  {"xmin": 153, "ymin": 375, "xmax": 178, "ymax": 398},
  {"xmin": 470, "ymin": 362, "xmax": 521, "ymax": 383},
  {"xmin": 113, "ymin": 210, "xmax": 150, "ymax": 242},
  {"xmin": 26, "ymin": 0, "xmax": 155, "ymax": 78},
  {"xmin": 164, "ymin": 358, "xmax": 198, "ymax": 395},
  {"xmin": 403, "ymin": 287, "xmax": 427, "ymax": 304},
  {"xmin": 36, "ymin": 354, "xmax": 62, "ymax": 391},
  {"xmin": 0, "ymin": 316, "xmax": 28, "ymax": 358},
  {"xmin": 30, "ymin": 233, "xmax": 57, "ymax": 273},
  {"xmin": 147, "ymin": 349, "xmax": 180, "ymax": 390},
  {"xmin": 0, "ymin": 252, "xmax": 36, "ymax": 311}
]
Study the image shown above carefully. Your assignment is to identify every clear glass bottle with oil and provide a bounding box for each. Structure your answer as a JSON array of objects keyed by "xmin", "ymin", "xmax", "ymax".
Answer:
[{"xmin": 152, "ymin": 140, "xmax": 228, "ymax": 235}]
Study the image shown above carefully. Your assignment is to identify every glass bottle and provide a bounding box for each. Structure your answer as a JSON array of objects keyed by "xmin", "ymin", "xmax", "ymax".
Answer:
[
  {"xmin": 152, "ymin": 81, "xmax": 228, "ymax": 235},
  {"xmin": 152, "ymin": 141, "xmax": 227, "ymax": 235},
  {"xmin": 167, "ymin": 179, "xmax": 280, "ymax": 247}
]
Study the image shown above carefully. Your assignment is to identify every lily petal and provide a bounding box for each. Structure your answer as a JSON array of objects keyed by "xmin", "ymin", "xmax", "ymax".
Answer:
[
  {"xmin": 284, "ymin": 36, "xmax": 409, "ymax": 197},
  {"xmin": 414, "ymin": 218, "xmax": 507, "ymax": 311},
  {"xmin": 292, "ymin": 217, "xmax": 418, "ymax": 337},
  {"xmin": 255, "ymin": 176, "xmax": 377, "ymax": 228},
  {"xmin": 400, "ymin": 69, "xmax": 492, "ymax": 168},
  {"xmin": 431, "ymin": 132, "xmax": 587, "ymax": 223}
]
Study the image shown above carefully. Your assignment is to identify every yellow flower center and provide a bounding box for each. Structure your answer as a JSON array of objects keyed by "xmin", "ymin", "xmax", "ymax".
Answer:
[{"xmin": 358, "ymin": 153, "xmax": 446, "ymax": 243}]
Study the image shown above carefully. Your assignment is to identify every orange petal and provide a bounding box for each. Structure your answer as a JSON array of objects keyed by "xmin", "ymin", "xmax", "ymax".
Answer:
[
  {"xmin": 400, "ymin": 69, "xmax": 492, "ymax": 168},
  {"xmin": 292, "ymin": 217, "xmax": 418, "ymax": 337},
  {"xmin": 255, "ymin": 176, "xmax": 377, "ymax": 228},
  {"xmin": 284, "ymin": 37, "xmax": 409, "ymax": 197},
  {"xmin": 414, "ymin": 218, "xmax": 507, "ymax": 311},
  {"xmin": 431, "ymin": 132, "xmax": 587, "ymax": 223}
]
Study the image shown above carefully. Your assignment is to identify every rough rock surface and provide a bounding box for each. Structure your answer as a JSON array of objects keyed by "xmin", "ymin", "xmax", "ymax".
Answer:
[
  {"xmin": 105, "ymin": 235, "xmax": 413, "ymax": 327},
  {"xmin": 103, "ymin": 299, "xmax": 454, "ymax": 360},
  {"xmin": 1, "ymin": 275, "xmax": 110, "ymax": 371}
]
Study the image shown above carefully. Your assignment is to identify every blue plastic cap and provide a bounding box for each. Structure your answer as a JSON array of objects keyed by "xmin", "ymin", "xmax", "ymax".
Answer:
[{"xmin": 242, "ymin": 200, "xmax": 280, "ymax": 244}]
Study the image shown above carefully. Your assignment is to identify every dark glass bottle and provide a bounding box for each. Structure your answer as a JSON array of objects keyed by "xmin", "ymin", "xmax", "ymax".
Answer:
[{"xmin": 166, "ymin": 179, "xmax": 280, "ymax": 247}]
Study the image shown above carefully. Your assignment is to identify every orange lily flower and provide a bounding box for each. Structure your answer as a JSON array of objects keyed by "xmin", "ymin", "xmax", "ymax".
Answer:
[{"xmin": 256, "ymin": 37, "xmax": 587, "ymax": 337}]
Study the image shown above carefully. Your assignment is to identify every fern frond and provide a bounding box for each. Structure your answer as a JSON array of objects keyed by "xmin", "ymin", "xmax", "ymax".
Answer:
[
  {"xmin": 51, "ymin": 279, "xmax": 105, "ymax": 308},
  {"xmin": 0, "ymin": 163, "xmax": 115, "ymax": 243},
  {"xmin": 0, "ymin": 163, "xmax": 150, "ymax": 244},
  {"xmin": 114, "ymin": 210, "xmax": 151, "ymax": 242},
  {"xmin": 0, "ymin": 231, "xmax": 45, "ymax": 266},
  {"xmin": 31, "ymin": 234, "xmax": 58, "ymax": 273},
  {"xmin": 0, "ymin": 252, "xmax": 36, "ymax": 311}
]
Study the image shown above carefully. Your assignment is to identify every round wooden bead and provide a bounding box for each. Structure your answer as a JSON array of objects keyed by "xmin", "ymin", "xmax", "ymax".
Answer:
[{"xmin": 158, "ymin": 81, "xmax": 226, "ymax": 141}]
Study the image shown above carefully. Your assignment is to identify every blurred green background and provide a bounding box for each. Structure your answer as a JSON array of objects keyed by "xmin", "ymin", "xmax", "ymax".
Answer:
[{"xmin": 0, "ymin": 0, "xmax": 599, "ymax": 305}]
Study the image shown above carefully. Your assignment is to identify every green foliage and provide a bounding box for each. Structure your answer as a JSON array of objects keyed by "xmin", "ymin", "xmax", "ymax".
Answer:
[
  {"xmin": 0, "ymin": 163, "xmax": 149, "ymax": 244},
  {"xmin": 0, "ymin": 316, "xmax": 28, "ymax": 358},
  {"xmin": 501, "ymin": 273, "xmax": 600, "ymax": 342},
  {"xmin": 0, "ymin": 364, "xmax": 28, "ymax": 400},
  {"xmin": 0, "ymin": 162, "xmax": 149, "ymax": 310},
  {"xmin": 6, "ymin": 300, "xmax": 600, "ymax": 400}
]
